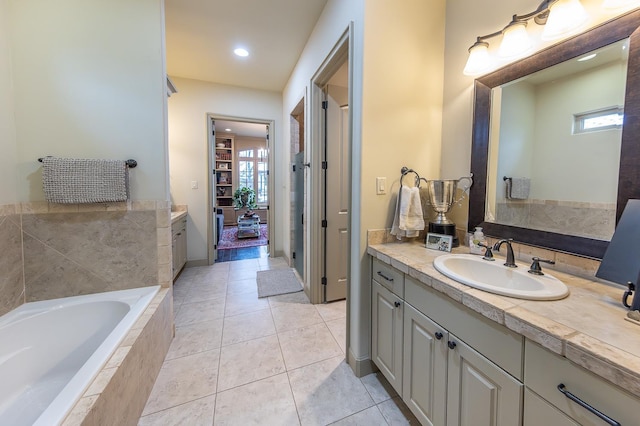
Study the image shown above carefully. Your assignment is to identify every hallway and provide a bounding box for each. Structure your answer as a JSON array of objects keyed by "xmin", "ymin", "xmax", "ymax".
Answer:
[{"xmin": 138, "ymin": 255, "xmax": 418, "ymax": 425}]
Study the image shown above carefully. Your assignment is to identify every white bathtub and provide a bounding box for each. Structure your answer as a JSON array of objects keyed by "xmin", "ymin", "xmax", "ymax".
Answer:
[{"xmin": 0, "ymin": 286, "xmax": 160, "ymax": 426}]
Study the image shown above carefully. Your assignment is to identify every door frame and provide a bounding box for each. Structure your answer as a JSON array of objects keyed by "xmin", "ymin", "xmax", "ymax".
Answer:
[
  {"xmin": 206, "ymin": 114, "xmax": 276, "ymax": 265},
  {"xmin": 309, "ymin": 29, "xmax": 352, "ymax": 304}
]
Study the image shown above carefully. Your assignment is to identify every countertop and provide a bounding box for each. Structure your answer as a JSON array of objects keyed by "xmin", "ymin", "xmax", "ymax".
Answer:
[
  {"xmin": 171, "ymin": 210, "xmax": 187, "ymax": 224},
  {"xmin": 368, "ymin": 241, "xmax": 640, "ymax": 398}
]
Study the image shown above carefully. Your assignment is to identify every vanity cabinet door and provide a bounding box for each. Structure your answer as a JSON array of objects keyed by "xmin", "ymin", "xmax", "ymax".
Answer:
[
  {"xmin": 446, "ymin": 334, "xmax": 523, "ymax": 426},
  {"xmin": 372, "ymin": 281, "xmax": 403, "ymax": 394},
  {"xmin": 403, "ymin": 303, "xmax": 447, "ymax": 426}
]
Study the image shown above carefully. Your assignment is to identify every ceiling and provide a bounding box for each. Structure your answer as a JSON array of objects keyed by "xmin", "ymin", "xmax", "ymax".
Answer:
[
  {"xmin": 215, "ymin": 120, "xmax": 267, "ymax": 139},
  {"xmin": 164, "ymin": 0, "xmax": 329, "ymax": 92}
]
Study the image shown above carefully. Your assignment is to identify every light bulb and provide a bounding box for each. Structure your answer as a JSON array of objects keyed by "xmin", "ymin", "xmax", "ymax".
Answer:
[
  {"xmin": 463, "ymin": 42, "xmax": 492, "ymax": 76},
  {"xmin": 499, "ymin": 21, "xmax": 532, "ymax": 58},
  {"xmin": 542, "ymin": 0, "xmax": 589, "ymax": 40}
]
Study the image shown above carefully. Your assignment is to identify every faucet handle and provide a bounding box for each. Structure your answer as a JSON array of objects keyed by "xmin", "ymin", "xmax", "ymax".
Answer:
[
  {"xmin": 528, "ymin": 257, "xmax": 555, "ymax": 275},
  {"xmin": 478, "ymin": 242, "xmax": 495, "ymax": 261}
]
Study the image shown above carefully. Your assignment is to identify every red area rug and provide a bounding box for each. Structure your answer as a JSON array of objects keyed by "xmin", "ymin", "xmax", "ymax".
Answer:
[{"xmin": 218, "ymin": 224, "xmax": 268, "ymax": 250}]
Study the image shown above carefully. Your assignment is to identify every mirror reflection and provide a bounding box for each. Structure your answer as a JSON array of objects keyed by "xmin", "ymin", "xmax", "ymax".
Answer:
[{"xmin": 485, "ymin": 39, "xmax": 629, "ymax": 241}]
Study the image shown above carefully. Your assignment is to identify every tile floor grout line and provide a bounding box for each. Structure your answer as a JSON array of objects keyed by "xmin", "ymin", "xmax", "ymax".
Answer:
[{"xmin": 138, "ymin": 392, "xmax": 217, "ymax": 420}]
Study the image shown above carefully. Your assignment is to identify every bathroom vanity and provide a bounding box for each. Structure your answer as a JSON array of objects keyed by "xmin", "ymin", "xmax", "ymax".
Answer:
[
  {"xmin": 171, "ymin": 211, "xmax": 187, "ymax": 279},
  {"xmin": 369, "ymin": 241, "xmax": 640, "ymax": 426}
]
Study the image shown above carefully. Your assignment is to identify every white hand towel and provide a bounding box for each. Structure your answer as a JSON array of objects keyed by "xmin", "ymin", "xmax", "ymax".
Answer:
[{"xmin": 391, "ymin": 186, "xmax": 425, "ymax": 239}]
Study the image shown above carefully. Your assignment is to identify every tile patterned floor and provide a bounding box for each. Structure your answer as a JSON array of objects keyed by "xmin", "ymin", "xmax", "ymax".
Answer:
[{"xmin": 139, "ymin": 254, "xmax": 419, "ymax": 425}]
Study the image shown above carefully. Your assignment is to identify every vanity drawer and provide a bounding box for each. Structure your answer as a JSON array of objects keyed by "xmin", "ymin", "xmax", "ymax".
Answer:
[
  {"xmin": 525, "ymin": 339, "xmax": 640, "ymax": 425},
  {"xmin": 372, "ymin": 258, "xmax": 404, "ymax": 298},
  {"xmin": 405, "ymin": 276, "xmax": 523, "ymax": 379}
]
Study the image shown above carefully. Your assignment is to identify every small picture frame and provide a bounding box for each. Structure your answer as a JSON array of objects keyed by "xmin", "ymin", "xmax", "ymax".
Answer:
[{"xmin": 426, "ymin": 233, "xmax": 453, "ymax": 252}]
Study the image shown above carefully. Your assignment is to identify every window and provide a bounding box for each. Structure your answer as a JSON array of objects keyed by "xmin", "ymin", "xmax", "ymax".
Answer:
[
  {"xmin": 573, "ymin": 107, "xmax": 623, "ymax": 134},
  {"xmin": 237, "ymin": 147, "xmax": 268, "ymax": 204}
]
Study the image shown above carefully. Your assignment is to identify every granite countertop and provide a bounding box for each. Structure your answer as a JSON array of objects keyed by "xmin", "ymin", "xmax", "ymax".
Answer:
[
  {"xmin": 170, "ymin": 210, "xmax": 187, "ymax": 224},
  {"xmin": 368, "ymin": 241, "xmax": 640, "ymax": 398}
]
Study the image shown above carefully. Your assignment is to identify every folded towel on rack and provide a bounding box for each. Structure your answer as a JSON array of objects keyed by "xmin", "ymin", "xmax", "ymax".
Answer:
[
  {"xmin": 41, "ymin": 157, "xmax": 129, "ymax": 203},
  {"xmin": 391, "ymin": 186, "xmax": 425, "ymax": 239},
  {"xmin": 507, "ymin": 177, "xmax": 530, "ymax": 200}
]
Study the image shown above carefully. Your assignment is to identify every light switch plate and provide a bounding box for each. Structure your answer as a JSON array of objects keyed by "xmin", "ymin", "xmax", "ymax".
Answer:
[
  {"xmin": 376, "ymin": 177, "xmax": 387, "ymax": 195},
  {"xmin": 191, "ymin": 181, "xmax": 198, "ymax": 189}
]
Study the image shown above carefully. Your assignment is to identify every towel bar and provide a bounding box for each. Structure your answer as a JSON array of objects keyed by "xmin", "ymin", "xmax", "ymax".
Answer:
[{"xmin": 38, "ymin": 157, "xmax": 138, "ymax": 168}]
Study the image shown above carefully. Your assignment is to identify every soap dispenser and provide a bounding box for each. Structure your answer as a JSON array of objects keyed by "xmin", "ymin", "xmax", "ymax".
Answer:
[{"xmin": 469, "ymin": 227, "xmax": 486, "ymax": 255}]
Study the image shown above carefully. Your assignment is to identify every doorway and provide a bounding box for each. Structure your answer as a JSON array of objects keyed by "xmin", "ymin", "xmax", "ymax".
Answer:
[
  {"xmin": 290, "ymin": 98, "xmax": 305, "ymax": 278},
  {"xmin": 308, "ymin": 31, "xmax": 351, "ymax": 304},
  {"xmin": 207, "ymin": 115, "xmax": 275, "ymax": 264}
]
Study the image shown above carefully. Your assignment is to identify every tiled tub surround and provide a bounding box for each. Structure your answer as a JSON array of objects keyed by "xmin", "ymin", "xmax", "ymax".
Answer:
[
  {"xmin": 367, "ymin": 240, "xmax": 640, "ymax": 399},
  {"xmin": 0, "ymin": 205, "xmax": 24, "ymax": 316},
  {"xmin": 63, "ymin": 287, "xmax": 173, "ymax": 426},
  {"xmin": 495, "ymin": 199, "xmax": 616, "ymax": 241},
  {"xmin": 0, "ymin": 201, "xmax": 172, "ymax": 314}
]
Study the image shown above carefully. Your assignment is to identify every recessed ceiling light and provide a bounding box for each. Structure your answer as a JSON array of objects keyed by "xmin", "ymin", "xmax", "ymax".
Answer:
[
  {"xmin": 234, "ymin": 48, "xmax": 249, "ymax": 57},
  {"xmin": 225, "ymin": 128, "xmax": 232, "ymax": 132},
  {"xmin": 577, "ymin": 53, "xmax": 597, "ymax": 62}
]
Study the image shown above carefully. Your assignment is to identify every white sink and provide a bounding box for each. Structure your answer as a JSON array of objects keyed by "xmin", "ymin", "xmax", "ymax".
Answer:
[{"xmin": 433, "ymin": 254, "xmax": 569, "ymax": 300}]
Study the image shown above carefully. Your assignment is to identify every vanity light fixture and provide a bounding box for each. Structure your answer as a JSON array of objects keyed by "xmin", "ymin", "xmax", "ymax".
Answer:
[
  {"xmin": 463, "ymin": 0, "xmax": 591, "ymax": 76},
  {"xmin": 225, "ymin": 128, "xmax": 232, "ymax": 132},
  {"xmin": 542, "ymin": 0, "xmax": 589, "ymax": 40}
]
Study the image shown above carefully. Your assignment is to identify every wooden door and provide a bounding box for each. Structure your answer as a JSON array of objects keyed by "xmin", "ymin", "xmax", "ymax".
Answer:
[{"xmin": 323, "ymin": 84, "xmax": 349, "ymax": 302}]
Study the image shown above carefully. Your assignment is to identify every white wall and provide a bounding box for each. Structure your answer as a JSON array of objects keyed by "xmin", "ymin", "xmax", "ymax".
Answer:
[
  {"xmin": 9, "ymin": 0, "xmax": 168, "ymax": 202},
  {"xmin": 0, "ymin": 0, "xmax": 16, "ymax": 204},
  {"xmin": 532, "ymin": 62, "xmax": 624, "ymax": 202},
  {"xmin": 495, "ymin": 82, "xmax": 536, "ymax": 202},
  {"xmin": 168, "ymin": 77, "xmax": 282, "ymax": 262}
]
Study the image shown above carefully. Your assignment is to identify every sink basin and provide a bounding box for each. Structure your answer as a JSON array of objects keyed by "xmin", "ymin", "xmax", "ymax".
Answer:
[{"xmin": 433, "ymin": 254, "xmax": 569, "ymax": 300}]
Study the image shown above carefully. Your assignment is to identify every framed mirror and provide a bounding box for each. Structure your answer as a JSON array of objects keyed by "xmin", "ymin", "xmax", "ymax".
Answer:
[{"xmin": 469, "ymin": 9, "xmax": 640, "ymax": 259}]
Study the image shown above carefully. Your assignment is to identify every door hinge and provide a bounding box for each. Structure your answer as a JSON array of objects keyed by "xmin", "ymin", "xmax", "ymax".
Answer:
[
  {"xmin": 322, "ymin": 100, "xmax": 328, "ymax": 109},
  {"xmin": 293, "ymin": 164, "xmax": 296, "ymax": 172},
  {"xmin": 321, "ymin": 161, "xmax": 328, "ymax": 170},
  {"xmin": 301, "ymin": 214, "xmax": 304, "ymax": 225},
  {"xmin": 267, "ymin": 170, "xmax": 269, "ymax": 176},
  {"xmin": 322, "ymin": 219, "xmax": 328, "ymax": 228},
  {"xmin": 321, "ymin": 277, "xmax": 327, "ymax": 285},
  {"xmin": 292, "ymin": 252, "xmax": 296, "ymax": 259}
]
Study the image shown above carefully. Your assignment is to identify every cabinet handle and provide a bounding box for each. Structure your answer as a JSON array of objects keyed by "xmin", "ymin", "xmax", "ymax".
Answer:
[
  {"xmin": 447, "ymin": 341, "xmax": 457, "ymax": 350},
  {"xmin": 557, "ymin": 384, "xmax": 620, "ymax": 426},
  {"xmin": 376, "ymin": 271, "xmax": 394, "ymax": 282},
  {"xmin": 394, "ymin": 301, "xmax": 401, "ymax": 308},
  {"xmin": 435, "ymin": 332, "xmax": 443, "ymax": 340}
]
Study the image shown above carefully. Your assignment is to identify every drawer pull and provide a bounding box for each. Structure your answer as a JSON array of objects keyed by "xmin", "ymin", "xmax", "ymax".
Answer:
[
  {"xmin": 376, "ymin": 271, "xmax": 394, "ymax": 282},
  {"xmin": 447, "ymin": 341, "xmax": 457, "ymax": 350},
  {"xmin": 394, "ymin": 301, "xmax": 401, "ymax": 308},
  {"xmin": 435, "ymin": 332, "xmax": 443, "ymax": 340},
  {"xmin": 557, "ymin": 384, "xmax": 620, "ymax": 426}
]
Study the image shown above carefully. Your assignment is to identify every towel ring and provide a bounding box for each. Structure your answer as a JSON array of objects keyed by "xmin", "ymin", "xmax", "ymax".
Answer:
[{"xmin": 400, "ymin": 167, "xmax": 426, "ymax": 188}]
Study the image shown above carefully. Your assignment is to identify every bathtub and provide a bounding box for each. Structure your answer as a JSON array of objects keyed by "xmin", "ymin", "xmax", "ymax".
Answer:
[{"xmin": 0, "ymin": 285, "xmax": 160, "ymax": 426}]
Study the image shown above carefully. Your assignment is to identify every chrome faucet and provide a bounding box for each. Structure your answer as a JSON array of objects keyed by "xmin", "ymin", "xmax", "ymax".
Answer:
[{"xmin": 493, "ymin": 239, "xmax": 517, "ymax": 268}]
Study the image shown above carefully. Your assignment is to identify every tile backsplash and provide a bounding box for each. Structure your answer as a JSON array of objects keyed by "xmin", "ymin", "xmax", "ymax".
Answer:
[{"xmin": 0, "ymin": 201, "xmax": 171, "ymax": 316}]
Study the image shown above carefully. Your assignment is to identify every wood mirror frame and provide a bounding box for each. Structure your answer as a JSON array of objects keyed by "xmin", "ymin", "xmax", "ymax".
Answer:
[{"xmin": 468, "ymin": 9, "xmax": 640, "ymax": 259}]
